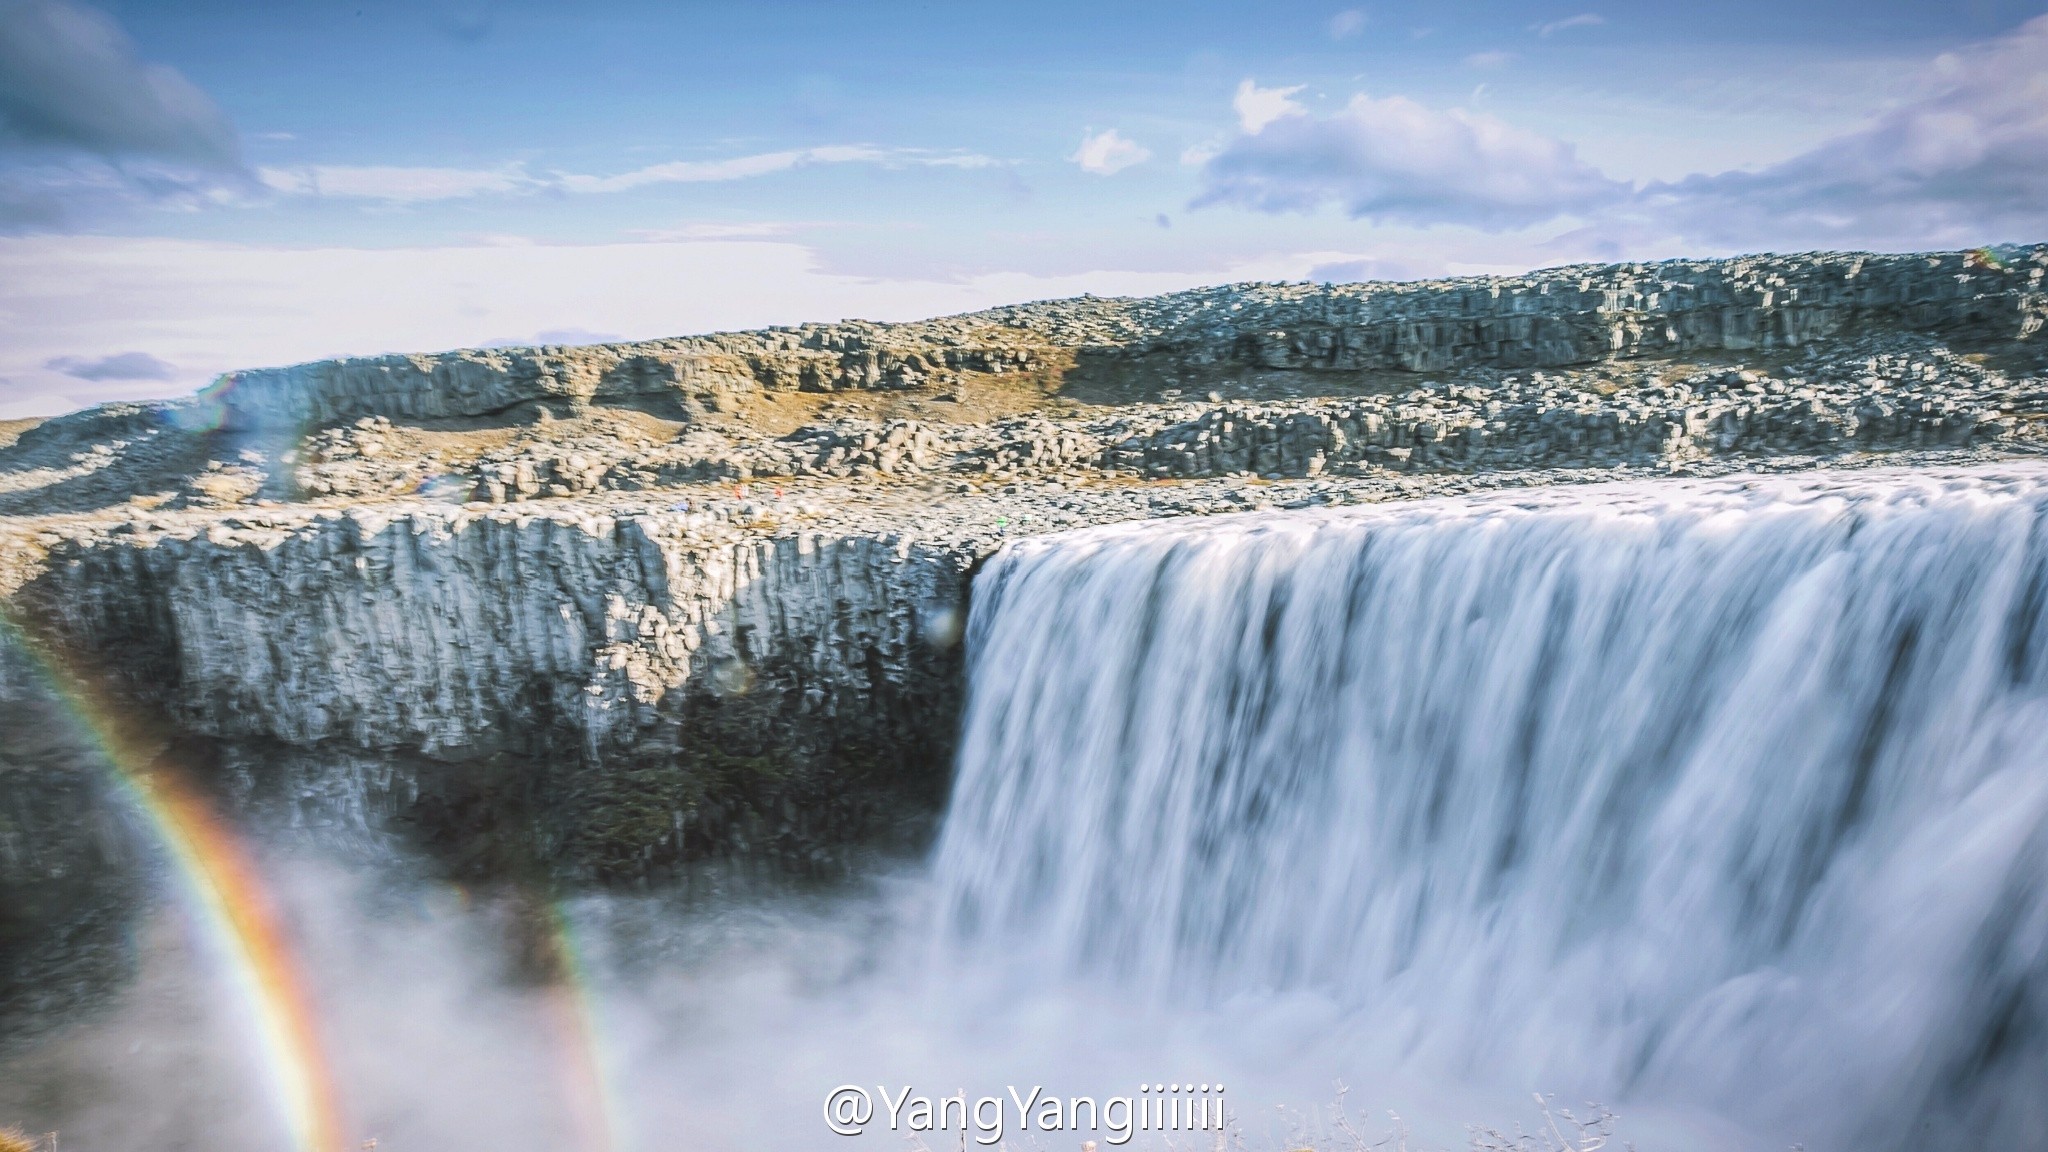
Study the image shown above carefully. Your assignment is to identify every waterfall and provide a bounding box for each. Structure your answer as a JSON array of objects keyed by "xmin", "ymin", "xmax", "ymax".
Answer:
[{"xmin": 931, "ymin": 467, "xmax": 2048, "ymax": 1149}]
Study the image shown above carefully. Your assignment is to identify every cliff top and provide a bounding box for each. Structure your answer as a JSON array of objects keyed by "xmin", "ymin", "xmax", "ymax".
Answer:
[
  {"xmin": 217, "ymin": 243, "xmax": 2048, "ymax": 376},
  {"xmin": 1, "ymin": 245, "xmax": 2045, "ymax": 570}
]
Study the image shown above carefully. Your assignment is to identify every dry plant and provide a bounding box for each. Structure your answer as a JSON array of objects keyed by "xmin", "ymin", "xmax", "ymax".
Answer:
[
  {"xmin": 1243, "ymin": 1086, "xmax": 1633, "ymax": 1152},
  {"xmin": 0, "ymin": 1129, "xmax": 55, "ymax": 1152},
  {"xmin": 1468, "ymin": 1095, "xmax": 1629, "ymax": 1152},
  {"xmin": 1261, "ymin": 1083, "xmax": 1416, "ymax": 1152}
]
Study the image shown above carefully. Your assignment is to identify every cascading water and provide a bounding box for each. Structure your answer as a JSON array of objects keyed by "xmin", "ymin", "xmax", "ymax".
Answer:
[{"xmin": 932, "ymin": 467, "xmax": 2048, "ymax": 1150}]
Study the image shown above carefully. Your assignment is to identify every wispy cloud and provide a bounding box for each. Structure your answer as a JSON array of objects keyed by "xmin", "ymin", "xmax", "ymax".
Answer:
[
  {"xmin": 1534, "ymin": 13, "xmax": 1605, "ymax": 37},
  {"xmin": 3, "ymin": 153, "xmax": 248, "ymax": 232},
  {"xmin": 259, "ymin": 163, "xmax": 535, "ymax": 202},
  {"xmin": 1464, "ymin": 50, "xmax": 1514, "ymax": 69},
  {"xmin": 556, "ymin": 148, "xmax": 857, "ymax": 193},
  {"xmin": 257, "ymin": 146, "xmax": 999, "ymax": 203},
  {"xmin": 1069, "ymin": 129, "xmax": 1150, "ymax": 175},
  {"xmin": 1328, "ymin": 9, "xmax": 1367, "ymax": 40}
]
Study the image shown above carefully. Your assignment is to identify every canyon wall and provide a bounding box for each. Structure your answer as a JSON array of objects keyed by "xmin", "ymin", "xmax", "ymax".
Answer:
[{"xmin": 11, "ymin": 507, "xmax": 973, "ymax": 876}]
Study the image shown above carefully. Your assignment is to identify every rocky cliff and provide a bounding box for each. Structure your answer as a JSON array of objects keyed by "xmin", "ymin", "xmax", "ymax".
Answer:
[
  {"xmin": 5, "ymin": 245, "xmax": 2047, "ymax": 881},
  {"xmin": 9, "ymin": 504, "xmax": 968, "ymax": 878},
  {"xmin": 208, "ymin": 247, "xmax": 2047, "ymax": 428}
]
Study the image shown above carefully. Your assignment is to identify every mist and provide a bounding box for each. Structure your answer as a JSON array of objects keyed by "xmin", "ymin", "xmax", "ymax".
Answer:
[{"xmin": 0, "ymin": 833, "xmax": 1762, "ymax": 1152}]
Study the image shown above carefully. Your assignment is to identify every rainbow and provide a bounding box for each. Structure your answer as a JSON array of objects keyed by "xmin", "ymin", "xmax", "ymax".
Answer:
[
  {"xmin": 534, "ymin": 898, "xmax": 629, "ymax": 1152},
  {"xmin": 1, "ymin": 613, "xmax": 348, "ymax": 1152}
]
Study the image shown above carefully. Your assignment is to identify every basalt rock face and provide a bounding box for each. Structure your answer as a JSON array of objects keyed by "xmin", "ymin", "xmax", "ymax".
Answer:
[
  {"xmin": 12, "ymin": 508, "xmax": 970, "ymax": 878},
  {"xmin": 210, "ymin": 329, "xmax": 1052, "ymax": 430},
  {"xmin": 210, "ymin": 247, "xmax": 2047, "ymax": 429},
  {"xmin": 1078, "ymin": 247, "xmax": 2048, "ymax": 377}
]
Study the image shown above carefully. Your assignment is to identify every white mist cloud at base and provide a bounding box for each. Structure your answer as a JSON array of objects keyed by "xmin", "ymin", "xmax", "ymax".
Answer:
[{"xmin": 0, "ymin": 848, "xmax": 1765, "ymax": 1152}]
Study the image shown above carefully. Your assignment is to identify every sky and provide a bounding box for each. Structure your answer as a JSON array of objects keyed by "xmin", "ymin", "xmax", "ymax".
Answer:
[{"xmin": 2, "ymin": 0, "xmax": 2046, "ymax": 418}]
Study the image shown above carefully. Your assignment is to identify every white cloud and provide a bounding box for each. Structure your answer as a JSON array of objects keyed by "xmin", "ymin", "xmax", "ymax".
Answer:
[
  {"xmin": 1535, "ymin": 14, "xmax": 1605, "ymax": 37},
  {"xmin": 259, "ymin": 163, "xmax": 537, "ymax": 202},
  {"xmin": 1196, "ymin": 91, "xmax": 1627, "ymax": 228},
  {"xmin": 560, "ymin": 146, "xmax": 995, "ymax": 193},
  {"xmin": 915, "ymin": 153, "xmax": 1004, "ymax": 170},
  {"xmin": 256, "ymin": 147, "xmax": 998, "ymax": 203},
  {"xmin": 1464, "ymin": 51, "xmax": 1514, "ymax": 69},
  {"xmin": 1069, "ymin": 129, "xmax": 1150, "ymax": 176},
  {"xmin": 558, "ymin": 146, "xmax": 882, "ymax": 193},
  {"xmin": 1233, "ymin": 80, "xmax": 1307, "ymax": 135},
  {"xmin": 1197, "ymin": 15, "xmax": 2048, "ymax": 249},
  {"xmin": 1328, "ymin": 9, "xmax": 1367, "ymax": 40}
]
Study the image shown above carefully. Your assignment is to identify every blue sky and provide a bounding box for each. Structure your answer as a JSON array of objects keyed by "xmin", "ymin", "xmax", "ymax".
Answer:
[{"xmin": 3, "ymin": 0, "xmax": 2046, "ymax": 416}]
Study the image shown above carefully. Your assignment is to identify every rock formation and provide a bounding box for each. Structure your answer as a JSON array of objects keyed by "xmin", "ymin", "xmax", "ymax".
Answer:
[{"xmin": 207, "ymin": 247, "xmax": 2045, "ymax": 430}]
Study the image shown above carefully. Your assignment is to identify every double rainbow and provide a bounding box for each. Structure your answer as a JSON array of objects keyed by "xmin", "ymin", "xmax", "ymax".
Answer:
[
  {"xmin": 6, "ymin": 605, "xmax": 641, "ymax": 1152},
  {"xmin": 3, "ymin": 613, "xmax": 346, "ymax": 1152}
]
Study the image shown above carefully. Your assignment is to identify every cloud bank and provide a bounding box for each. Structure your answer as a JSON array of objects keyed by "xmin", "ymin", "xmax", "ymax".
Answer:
[
  {"xmin": 1196, "ymin": 15, "xmax": 2048, "ymax": 248},
  {"xmin": 1638, "ymin": 14, "xmax": 2048, "ymax": 249}
]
